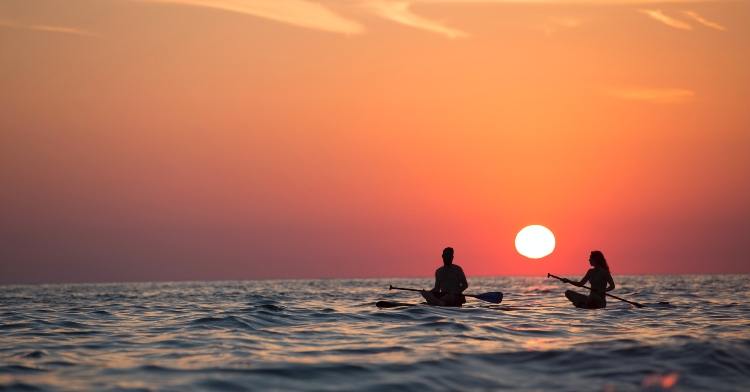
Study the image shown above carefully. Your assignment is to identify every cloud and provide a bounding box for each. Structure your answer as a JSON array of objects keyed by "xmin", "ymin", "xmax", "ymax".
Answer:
[
  {"xmin": 604, "ymin": 87, "xmax": 695, "ymax": 103},
  {"xmin": 365, "ymin": 1, "xmax": 468, "ymax": 38},
  {"xmin": 412, "ymin": 0, "xmax": 723, "ymax": 3},
  {"xmin": 548, "ymin": 17, "xmax": 585, "ymax": 28},
  {"xmin": 638, "ymin": 9, "xmax": 692, "ymax": 30},
  {"xmin": 137, "ymin": 0, "xmax": 365, "ymax": 35},
  {"xmin": 683, "ymin": 11, "xmax": 726, "ymax": 30},
  {"xmin": 0, "ymin": 18, "xmax": 98, "ymax": 36},
  {"xmin": 531, "ymin": 17, "xmax": 586, "ymax": 34},
  {"xmin": 26, "ymin": 25, "xmax": 99, "ymax": 36}
]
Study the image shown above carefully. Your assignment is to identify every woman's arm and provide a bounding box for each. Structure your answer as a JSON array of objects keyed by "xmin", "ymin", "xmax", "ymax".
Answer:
[
  {"xmin": 570, "ymin": 270, "xmax": 591, "ymax": 287},
  {"xmin": 604, "ymin": 273, "xmax": 616, "ymax": 293},
  {"xmin": 562, "ymin": 270, "xmax": 590, "ymax": 287},
  {"xmin": 577, "ymin": 270, "xmax": 591, "ymax": 286}
]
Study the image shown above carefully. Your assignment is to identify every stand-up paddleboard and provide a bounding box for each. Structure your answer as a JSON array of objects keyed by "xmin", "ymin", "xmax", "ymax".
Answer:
[
  {"xmin": 388, "ymin": 285, "xmax": 503, "ymax": 304},
  {"xmin": 375, "ymin": 301, "xmax": 418, "ymax": 308},
  {"xmin": 375, "ymin": 301, "xmax": 464, "ymax": 308}
]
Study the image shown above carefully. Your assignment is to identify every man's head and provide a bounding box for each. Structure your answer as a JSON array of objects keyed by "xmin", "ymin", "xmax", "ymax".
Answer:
[{"xmin": 442, "ymin": 247, "xmax": 454, "ymax": 266}]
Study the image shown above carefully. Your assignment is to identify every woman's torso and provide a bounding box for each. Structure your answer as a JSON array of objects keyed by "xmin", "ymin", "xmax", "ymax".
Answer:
[
  {"xmin": 588, "ymin": 268, "xmax": 610, "ymax": 305},
  {"xmin": 588, "ymin": 268, "xmax": 609, "ymax": 290}
]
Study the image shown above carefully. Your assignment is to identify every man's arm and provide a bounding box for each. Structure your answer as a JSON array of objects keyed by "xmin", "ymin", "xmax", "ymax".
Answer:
[
  {"xmin": 458, "ymin": 268, "xmax": 468, "ymax": 293},
  {"xmin": 432, "ymin": 270, "xmax": 441, "ymax": 292}
]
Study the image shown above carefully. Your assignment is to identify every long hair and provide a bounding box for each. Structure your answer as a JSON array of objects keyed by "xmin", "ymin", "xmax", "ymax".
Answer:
[{"xmin": 590, "ymin": 251, "xmax": 610, "ymax": 271}]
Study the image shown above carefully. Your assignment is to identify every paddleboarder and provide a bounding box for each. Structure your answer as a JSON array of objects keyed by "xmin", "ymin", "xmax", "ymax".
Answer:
[
  {"xmin": 562, "ymin": 251, "xmax": 616, "ymax": 309},
  {"xmin": 421, "ymin": 247, "xmax": 468, "ymax": 307}
]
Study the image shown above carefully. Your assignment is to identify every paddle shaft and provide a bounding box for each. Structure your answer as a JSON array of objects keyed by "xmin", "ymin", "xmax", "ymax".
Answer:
[
  {"xmin": 389, "ymin": 285, "xmax": 480, "ymax": 300},
  {"xmin": 547, "ymin": 273, "xmax": 645, "ymax": 308}
]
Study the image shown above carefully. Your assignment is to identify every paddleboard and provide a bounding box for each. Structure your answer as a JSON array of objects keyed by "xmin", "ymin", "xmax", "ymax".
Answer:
[
  {"xmin": 375, "ymin": 301, "xmax": 464, "ymax": 308},
  {"xmin": 375, "ymin": 301, "xmax": 417, "ymax": 308}
]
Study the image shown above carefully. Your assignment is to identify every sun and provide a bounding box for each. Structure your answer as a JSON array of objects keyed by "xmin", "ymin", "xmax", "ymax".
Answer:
[{"xmin": 515, "ymin": 225, "xmax": 555, "ymax": 259}]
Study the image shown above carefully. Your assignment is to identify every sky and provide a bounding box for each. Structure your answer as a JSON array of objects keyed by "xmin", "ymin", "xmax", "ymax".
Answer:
[{"xmin": 1, "ymin": 0, "xmax": 749, "ymax": 284}]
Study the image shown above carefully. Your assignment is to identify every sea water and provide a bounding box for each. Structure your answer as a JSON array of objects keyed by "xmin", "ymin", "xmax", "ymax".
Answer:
[{"xmin": 1, "ymin": 275, "xmax": 748, "ymax": 391}]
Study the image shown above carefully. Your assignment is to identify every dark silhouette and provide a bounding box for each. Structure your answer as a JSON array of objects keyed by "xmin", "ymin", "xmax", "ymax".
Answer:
[
  {"xmin": 563, "ymin": 251, "xmax": 616, "ymax": 309},
  {"xmin": 388, "ymin": 285, "xmax": 503, "ymax": 305},
  {"xmin": 421, "ymin": 247, "xmax": 468, "ymax": 307}
]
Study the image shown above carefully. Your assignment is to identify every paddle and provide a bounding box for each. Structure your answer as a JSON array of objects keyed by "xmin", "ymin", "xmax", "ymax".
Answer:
[
  {"xmin": 389, "ymin": 285, "xmax": 503, "ymax": 304},
  {"xmin": 547, "ymin": 273, "xmax": 646, "ymax": 308}
]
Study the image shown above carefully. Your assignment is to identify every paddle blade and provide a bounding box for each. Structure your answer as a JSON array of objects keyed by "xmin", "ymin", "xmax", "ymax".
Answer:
[{"xmin": 473, "ymin": 292, "xmax": 503, "ymax": 304}]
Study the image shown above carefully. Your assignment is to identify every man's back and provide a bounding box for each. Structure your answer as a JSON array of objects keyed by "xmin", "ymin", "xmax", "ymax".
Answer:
[{"xmin": 435, "ymin": 264, "xmax": 467, "ymax": 293}]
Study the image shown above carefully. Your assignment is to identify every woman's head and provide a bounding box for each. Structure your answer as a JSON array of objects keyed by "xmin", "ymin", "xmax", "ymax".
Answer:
[{"xmin": 589, "ymin": 251, "xmax": 609, "ymax": 271}]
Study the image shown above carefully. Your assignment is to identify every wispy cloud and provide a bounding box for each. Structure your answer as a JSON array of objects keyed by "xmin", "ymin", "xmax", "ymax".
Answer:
[
  {"xmin": 137, "ymin": 0, "xmax": 365, "ymax": 35},
  {"xmin": 638, "ymin": 9, "xmax": 692, "ymax": 30},
  {"xmin": 365, "ymin": 1, "xmax": 468, "ymax": 38},
  {"xmin": 604, "ymin": 87, "xmax": 695, "ymax": 103},
  {"xmin": 26, "ymin": 25, "xmax": 98, "ymax": 36},
  {"xmin": 683, "ymin": 11, "xmax": 726, "ymax": 31},
  {"xmin": 531, "ymin": 17, "xmax": 586, "ymax": 34},
  {"xmin": 0, "ymin": 18, "xmax": 98, "ymax": 36},
  {"xmin": 412, "ymin": 0, "xmax": 723, "ymax": 3}
]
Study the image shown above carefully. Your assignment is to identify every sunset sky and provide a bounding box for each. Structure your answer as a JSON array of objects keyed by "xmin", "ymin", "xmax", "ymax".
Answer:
[{"xmin": 1, "ymin": 0, "xmax": 749, "ymax": 284}]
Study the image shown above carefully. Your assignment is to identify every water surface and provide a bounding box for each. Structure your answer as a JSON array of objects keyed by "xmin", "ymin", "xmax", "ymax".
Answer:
[{"xmin": 1, "ymin": 275, "xmax": 749, "ymax": 391}]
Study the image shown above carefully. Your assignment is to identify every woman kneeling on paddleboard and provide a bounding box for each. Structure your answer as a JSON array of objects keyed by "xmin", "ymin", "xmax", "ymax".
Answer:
[{"xmin": 563, "ymin": 251, "xmax": 615, "ymax": 309}]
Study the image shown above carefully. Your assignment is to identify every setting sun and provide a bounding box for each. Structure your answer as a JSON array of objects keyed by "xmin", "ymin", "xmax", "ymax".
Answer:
[{"xmin": 515, "ymin": 225, "xmax": 556, "ymax": 259}]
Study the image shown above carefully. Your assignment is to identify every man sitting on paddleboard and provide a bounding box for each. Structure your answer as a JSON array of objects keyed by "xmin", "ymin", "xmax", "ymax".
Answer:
[{"xmin": 421, "ymin": 247, "xmax": 468, "ymax": 306}]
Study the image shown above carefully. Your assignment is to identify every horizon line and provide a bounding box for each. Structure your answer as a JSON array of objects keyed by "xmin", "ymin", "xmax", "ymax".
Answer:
[{"xmin": 2, "ymin": 272, "xmax": 747, "ymax": 287}]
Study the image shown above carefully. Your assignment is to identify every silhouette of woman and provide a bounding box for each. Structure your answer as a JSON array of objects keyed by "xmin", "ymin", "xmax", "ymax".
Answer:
[{"xmin": 563, "ymin": 251, "xmax": 616, "ymax": 309}]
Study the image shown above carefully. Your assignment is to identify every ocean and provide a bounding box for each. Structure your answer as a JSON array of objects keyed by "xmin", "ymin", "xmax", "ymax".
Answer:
[{"xmin": 1, "ymin": 275, "xmax": 748, "ymax": 391}]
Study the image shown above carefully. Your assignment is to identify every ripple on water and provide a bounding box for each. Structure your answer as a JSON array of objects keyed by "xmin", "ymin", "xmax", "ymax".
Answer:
[
  {"xmin": 0, "ymin": 322, "xmax": 34, "ymax": 331},
  {"xmin": 0, "ymin": 365, "xmax": 49, "ymax": 374},
  {"xmin": 257, "ymin": 304, "xmax": 285, "ymax": 312},
  {"xmin": 188, "ymin": 316, "xmax": 255, "ymax": 330},
  {"xmin": 20, "ymin": 351, "xmax": 46, "ymax": 359}
]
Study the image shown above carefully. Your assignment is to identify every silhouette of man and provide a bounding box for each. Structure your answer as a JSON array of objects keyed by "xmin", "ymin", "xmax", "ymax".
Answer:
[{"xmin": 421, "ymin": 247, "xmax": 468, "ymax": 306}]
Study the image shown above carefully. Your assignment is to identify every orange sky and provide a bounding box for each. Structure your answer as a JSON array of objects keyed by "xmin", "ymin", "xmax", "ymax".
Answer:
[{"xmin": 1, "ymin": 0, "xmax": 749, "ymax": 283}]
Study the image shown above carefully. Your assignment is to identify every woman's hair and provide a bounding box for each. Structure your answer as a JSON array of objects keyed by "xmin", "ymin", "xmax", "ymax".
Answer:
[{"xmin": 590, "ymin": 251, "xmax": 610, "ymax": 271}]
